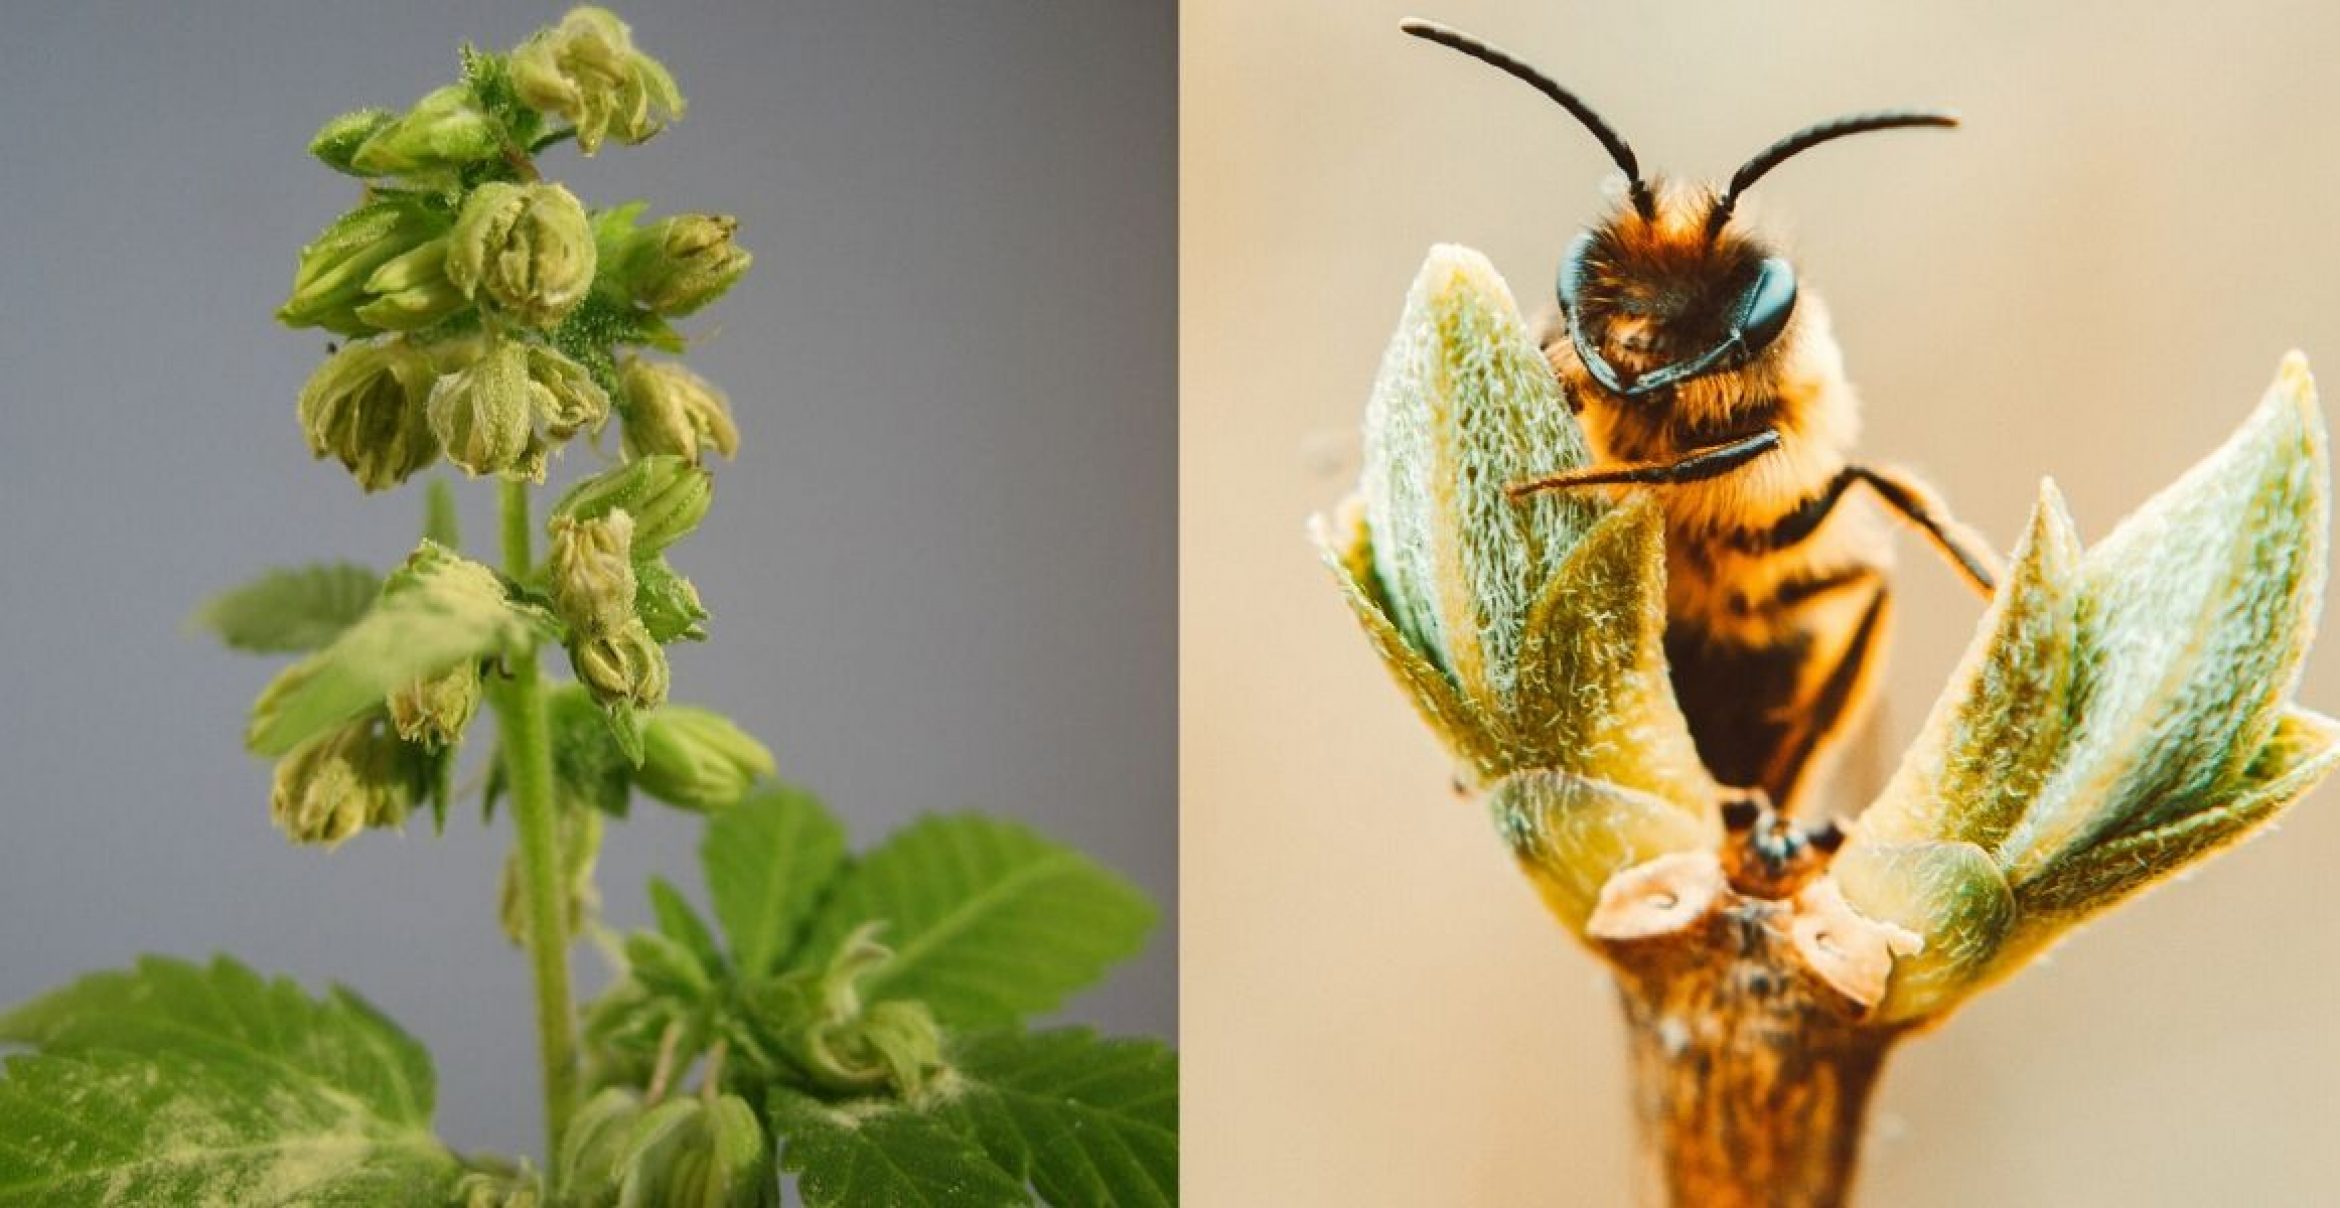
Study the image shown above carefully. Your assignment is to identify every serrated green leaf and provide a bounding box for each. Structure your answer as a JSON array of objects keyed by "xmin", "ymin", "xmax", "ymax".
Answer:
[
  {"xmin": 247, "ymin": 547, "xmax": 555, "ymax": 756},
  {"xmin": 192, "ymin": 563, "xmax": 381, "ymax": 654},
  {"xmin": 0, "ymin": 1051, "xmax": 457, "ymax": 1207},
  {"xmin": 0, "ymin": 957, "xmax": 455, "ymax": 1206},
  {"xmin": 768, "ymin": 1089, "xmax": 1026, "ymax": 1208},
  {"xmin": 798, "ymin": 816, "xmax": 1156, "ymax": 1028},
  {"xmin": 938, "ymin": 1029, "xmax": 1177, "ymax": 1208},
  {"xmin": 703, "ymin": 785, "xmax": 849, "ymax": 981},
  {"xmin": 648, "ymin": 876, "xmax": 727, "ymax": 979},
  {"xmin": 0, "ymin": 955, "xmax": 436, "ymax": 1127}
]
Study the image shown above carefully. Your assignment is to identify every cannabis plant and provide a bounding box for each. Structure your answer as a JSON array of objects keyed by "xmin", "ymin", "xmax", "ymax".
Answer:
[
  {"xmin": 0, "ymin": 10, "xmax": 1173, "ymax": 1206},
  {"xmin": 1320, "ymin": 245, "xmax": 2331, "ymax": 1206}
]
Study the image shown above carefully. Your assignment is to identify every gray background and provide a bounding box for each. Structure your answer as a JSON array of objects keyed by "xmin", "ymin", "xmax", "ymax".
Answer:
[{"xmin": 0, "ymin": 0, "xmax": 1174, "ymax": 1161}]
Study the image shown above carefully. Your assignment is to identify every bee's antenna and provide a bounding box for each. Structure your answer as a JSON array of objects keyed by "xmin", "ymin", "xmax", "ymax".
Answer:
[
  {"xmin": 1399, "ymin": 18, "xmax": 1654, "ymax": 221},
  {"xmin": 1708, "ymin": 109, "xmax": 1958, "ymax": 239}
]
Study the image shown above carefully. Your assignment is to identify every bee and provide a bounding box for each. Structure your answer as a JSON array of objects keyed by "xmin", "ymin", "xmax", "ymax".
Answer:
[{"xmin": 1403, "ymin": 19, "xmax": 2001, "ymax": 813}]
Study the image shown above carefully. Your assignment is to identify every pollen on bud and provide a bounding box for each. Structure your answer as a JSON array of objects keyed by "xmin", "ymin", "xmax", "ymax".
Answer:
[
  {"xmin": 618, "ymin": 215, "xmax": 750, "ymax": 317},
  {"xmin": 634, "ymin": 706, "xmax": 774, "ymax": 811},
  {"xmin": 269, "ymin": 719, "xmax": 412, "ymax": 847},
  {"xmin": 448, "ymin": 181, "xmax": 597, "ymax": 329},
  {"xmin": 549, "ymin": 511, "xmax": 640, "ymax": 636},
  {"xmin": 510, "ymin": 6, "xmax": 686, "ymax": 155},
  {"xmin": 429, "ymin": 338, "xmax": 546, "ymax": 480},
  {"xmin": 573, "ymin": 621, "xmax": 671, "ymax": 711},
  {"xmin": 748, "ymin": 922, "xmax": 947, "ymax": 1097},
  {"xmin": 618, "ymin": 357, "xmax": 738, "ymax": 462},
  {"xmin": 349, "ymin": 83, "xmax": 503, "ymax": 177},
  {"xmin": 552, "ymin": 456, "xmax": 713, "ymax": 557},
  {"xmin": 388, "ymin": 659, "xmax": 482, "ymax": 749},
  {"xmin": 297, "ymin": 339, "xmax": 440, "ymax": 492}
]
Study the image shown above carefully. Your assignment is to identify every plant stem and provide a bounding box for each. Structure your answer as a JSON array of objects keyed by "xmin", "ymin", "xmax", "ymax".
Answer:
[
  {"xmin": 490, "ymin": 477, "xmax": 578, "ymax": 1157},
  {"xmin": 1601, "ymin": 893, "xmax": 1897, "ymax": 1208}
]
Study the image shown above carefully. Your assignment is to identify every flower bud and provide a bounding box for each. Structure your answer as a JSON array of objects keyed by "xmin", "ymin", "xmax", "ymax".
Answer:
[
  {"xmin": 309, "ymin": 107, "xmax": 395, "ymax": 174},
  {"xmin": 388, "ymin": 658, "xmax": 482, "ymax": 748},
  {"xmin": 617, "ymin": 215, "xmax": 749, "ymax": 317},
  {"xmin": 449, "ymin": 182, "xmax": 597, "ymax": 329},
  {"xmin": 616, "ymin": 1095, "xmax": 769, "ymax": 1208},
  {"xmin": 353, "ymin": 237, "xmax": 468, "ymax": 332},
  {"xmin": 510, "ymin": 7, "xmax": 686, "ymax": 156},
  {"xmin": 617, "ymin": 358, "xmax": 737, "ymax": 462},
  {"xmin": 451, "ymin": 1166, "xmax": 543, "ymax": 1208},
  {"xmin": 632, "ymin": 559, "xmax": 708, "ymax": 644},
  {"xmin": 279, "ymin": 202, "xmax": 449, "ymax": 335},
  {"xmin": 748, "ymin": 923, "xmax": 945, "ymax": 1097},
  {"xmin": 573, "ymin": 621, "xmax": 670, "ymax": 711},
  {"xmin": 526, "ymin": 345, "xmax": 611, "ymax": 440},
  {"xmin": 549, "ymin": 511, "xmax": 640, "ymax": 636},
  {"xmin": 350, "ymin": 82, "xmax": 503, "ymax": 177},
  {"xmin": 555, "ymin": 1088, "xmax": 644, "ymax": 1205},
  {"xmin": 634, "ymin": 706, "xmax": 773, "ymax": 811},
  {"xmin": 429, "ymin": 338, "xmax": 546, "ymax": 480},
  {"xmin": 269, "ymin": 719, "xmax": 411, "ymax": 846},
  {"xmin": 296, "ymin": 339, "xmax": 440, "ymax": 492},
  {"xmin": 552, "ymin": 456, "xmax": 712, "ymax": 557}
]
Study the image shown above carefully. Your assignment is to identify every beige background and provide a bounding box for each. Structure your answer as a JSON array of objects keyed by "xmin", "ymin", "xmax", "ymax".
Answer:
[{"xmin": 1184, "ymin": 1, "xmax": 2340, "ymax": 1203}]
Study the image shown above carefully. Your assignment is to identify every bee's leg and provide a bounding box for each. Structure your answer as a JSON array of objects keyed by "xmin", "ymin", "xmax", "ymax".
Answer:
[
  {"xmin": 1507, "ymin": 429, "xmax": 1781, "ymax": 497},
  {"xmin": 1850, "ymin": 464, "xmax": 2002, "ymax": 596},
  {"xmin": 1760, "ymin": 582, "xmax": 1893, "ymax": 812}
]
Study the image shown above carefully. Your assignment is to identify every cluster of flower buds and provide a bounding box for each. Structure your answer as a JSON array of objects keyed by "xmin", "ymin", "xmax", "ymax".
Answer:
[
  {"xmin": 277, "ymin": 7, "xmax": 744, "ymax": 495},
  {"xmin": 556, "ymin": 1087, "xmax": 768, "ymax": 1208},
  {"xmin": 547, "ymin": 457, "xmax": 713, "ymax": 717}
]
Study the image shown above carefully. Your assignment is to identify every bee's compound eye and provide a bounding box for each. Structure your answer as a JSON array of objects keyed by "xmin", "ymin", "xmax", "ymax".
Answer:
[
  {"xmin": 1736, "ymin": 257, "xmax": 1798, "ymax": 355},
  {"xmin": 1556, "ymin": 231, "xmax": 1599, "ymax": 315}
]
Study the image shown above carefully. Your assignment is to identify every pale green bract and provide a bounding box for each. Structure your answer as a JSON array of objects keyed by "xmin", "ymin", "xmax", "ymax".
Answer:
[
  {"xmin": 0, "ymin": 957, "xmax": 457, "ymax": 1207},
  {"xmin": 191, "ymin": 561, "xmax": 382, "ymax": 653},
  {"xmin": 245, "ymin": 542, "xmax": 557, "ymax": 756}
]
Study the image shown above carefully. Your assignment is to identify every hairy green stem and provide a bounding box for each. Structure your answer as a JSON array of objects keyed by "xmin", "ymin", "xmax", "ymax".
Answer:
[{"xmin": 491, "ymin": 477, "xmax": 578, "ymax": 1156}]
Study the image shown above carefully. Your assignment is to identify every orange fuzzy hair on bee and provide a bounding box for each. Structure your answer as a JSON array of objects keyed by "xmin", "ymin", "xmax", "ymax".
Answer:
[{"xmin": 1405, "ymin": 18, "xmax": 2000, "ymax": 812}]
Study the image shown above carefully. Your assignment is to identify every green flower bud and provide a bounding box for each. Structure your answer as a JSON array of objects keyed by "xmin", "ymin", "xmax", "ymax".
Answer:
[
  {"xmin": 352, "ymin": 237, "xmax": 469, "ymax": 332},
  {"xmin": 633, "ymin": 559, "xmax": 708, "ymax": 644},
  {"xmin": 573, "ymin": 621, "xmax": 670, "ymax": 711},
  {"xmin": 618, "ymin": 215, "xmax": 749, "ymax": 317},
  {"xmin": 451, "ymin": 1165, "xmax": 543, "ymax": 1208},
  {"xmin": 550, "ymin": 511, "xmax": 640, "ymax": 635},
  {"xmin": 388, "ymin": 658, "xmax": 482, "ymax": 748},
  {"xmin": 296, "ymin": 339, "xmax": 440, "ymax": 492},
  {"xmin": 527, "ymin": 344, "xmax": 612, "ymax": 439},
  {"xmin": 634, "ymin": 706, "xmax": 774, "ymax": 811},
  {"xmin": 308, "ymin": 107, "xmax": 395, "ymax": 174},
  {"xmin": 511, "ymin": 7, "xmax": 686, "ymax": 156},
  {"xmin": 556, "ymin": 1088, "xmax": 645, "ymax": 1207},
  {"xmin": 279, "ymin": 201, "xmax": 449, "ymax": 335},
  {"xmin": 449, "ymin": 181, "xmax": 597, "ymax": 329},
  {"xmin": 269, "ymin": 718, "xmax": 412, "ymax": 846},
  {"xmin": 350, "ymin": 82, "xmax": 503, "ymax": 177},
  {"xmin": 616, "ymin": 1095, "xmax": 769, "ymax": 1208},
  {"xmin": 618, "ymin": 357, "xmax": 737, "ymax": 462},
  {"xmin": 553, "ymin": 456, "xmax": 712, "ymax": 557},
  {"xmin": 748, "ymin": 923, "xmax": 945, "ymax": 1097},
  {"xmin": 429, "ymin": 338, "xmax": 547, "ymax": 480}
]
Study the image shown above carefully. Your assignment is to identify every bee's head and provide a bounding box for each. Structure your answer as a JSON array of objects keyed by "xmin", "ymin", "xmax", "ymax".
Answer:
[
  {"xmin": 1559, "ymin": 192, "xmax": 1799, "ymax": 396},
  {"xmin": 1400, "ymin": 17, "xmax": 1955, "ymax": 399}
]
